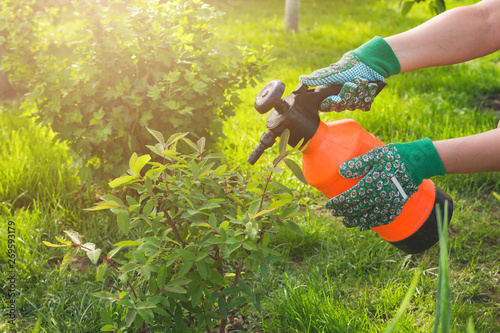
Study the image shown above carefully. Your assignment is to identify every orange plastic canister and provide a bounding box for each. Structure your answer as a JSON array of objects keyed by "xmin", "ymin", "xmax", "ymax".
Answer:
[{"xmin": 301, "ymin": 119, "xmax": 436, "ymax": 243}]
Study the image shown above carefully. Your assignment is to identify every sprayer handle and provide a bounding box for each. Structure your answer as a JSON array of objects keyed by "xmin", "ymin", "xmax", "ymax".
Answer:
[{"xmin": 254, "ymin": 80, "xmax": 286, "ymax": 114}]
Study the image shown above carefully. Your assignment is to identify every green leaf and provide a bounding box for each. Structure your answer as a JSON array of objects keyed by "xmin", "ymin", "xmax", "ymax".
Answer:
[
  {"xmin": 279, "ymin": 128, "xmax": 290, "ymax": 156},
  {"xmin": 221, "ymin": 286, "xmax": 242, "ymax": 296},
  {"xmin": 141, "ymin": 265, "xmax": 151, "ymax": 280},
  {"xmin": 117, "ymin": 211, "xmax": 130, "ymax": 235},
  {"xmin": 269, "ymin": 199, "xmax": 292, "ymax": 210},
  {"xmin": 81, "ymin": 242, "xmax": 95, "ymax": 252},
  {"xmin": 400, "ymin": 1, "xmax": 414, "ymax": 17},
  {"xmin": 100, "ymin": 324, "xmax": 116, "ymax": 332},
  {"xmin": 56, "ymin": 236, "xmax": 72, "ymax": 245},
  {"xmin": 43, "ymin": 241, "xmax": 70, "ymax": 248},
  {"xmin": 64, "ymin": 230, "xmax": 82, "ymax": 245},
  {"xmin": 281, "ymin": 220, "xmax": 303, "ymax": 236},
  {"xmin": 136, "ymin": 301, "xmax": 157, "ymax": 310},
  {"xmin": 131, "ymin": 154, "xmax": 151, "ymax": 175},
  {"xmin": 284, "ymin": 158, "xmax": 308, "ymax": 184},
  {"xmin": 113, "ymin": 240, "xmax": 141, "ymax": 247},
  {"xmin": 218, "ymin": 293, "xmax": 227, "ymax": 319},
  {"xmin": 142, "ymin": 199, "xmax": 155, "ymax": 216},
  {"xmin": 166, "ymin": 132, "xmax": 189, "ymax": 147},
  {"xmin": 86, "ymin": 248, "xmax": 102, "ymax": 265},
  {"xmin": 137, "ymin": 308, "xmax": 155, "ymax": 325},
  {"xmin": 129, "ymin": 152, "xmax": 138, "ymax": 173},
  {"xmin": 164, "ymin": 278, "xmax": 190, "ymax": 294},
  {"xmin": 435, "ymin": 0, "xmax": 446, "ymax": 14},
  {"xmin": 121, "ymin": 263, "xmax": 141, "ymax": 273},
  {"xmin": 108, "ymin": 175, "xmax": 138, "ymax": 188},
  {"xmin": 219, "ymin": 220, "xmax": 229, "ymax": 231},
  {"xmin": 243, "ymin": 241, "xmax": 257, "ymax": 251},
  {"xmin": 100, "ymin": 195, "xmax": 125, "ymax": 206},
  {"xmin": 196, "ymin": 261, "xmax": 208, "ymax": 280},
  {"xmin": 125, "ymin": 310, "xmax": 137, "ymax": 328},
  {"xmin": 146, "ymin": 127, "xmax": 165, "ymax": 146},
  {"xmin": 199, "ymin": 202, "xmax": 221, "ymax": 211},
  {"xmin": 84, "ymin": 201, "xmax": 120, "ymax": 211},
  {"xmin": 260, "ymin": 261, "xmax": 269, "ymax": 280},
  {"xmin": 227, "ymin": 296, "xmax": 247, "ymax": 310},
  {"xmin": 181, "ymin": 137, "xmax": 198, "ymax": 152},
  {"xmin": 59, "ymin": 247, "xmax": 79, "ymax": 276},
  {"xmin": 157, "ymin": 266, "xmax": 167, "ymax": 287},
  {"xmin": 177, "ymin": 261, "xmax": 193, "ymax": 278},
  {"xmin": 193, "ymin": 80, "xmax": 208, "ymax": 94},
  {"xmin": 107, "ymin": 246, "xmax": 123, "ymax": 259},
  {"xmin": 96, "ymin": 263, "xmax": 108, "ymax": 281},
  {"xmin": 197, "ymin": 137, "xmax": 206, "ymax": 153}
]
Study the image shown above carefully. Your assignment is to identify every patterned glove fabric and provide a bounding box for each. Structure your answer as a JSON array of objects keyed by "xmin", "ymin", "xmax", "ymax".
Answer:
[
  {"xmin": 300, "ymin": 36, "xmax": 400, "ymax": 112},
  {"xmin": 319, "ymin": 77, "xmax": 379, "ymax": 112},
  {"xmin": 325, "ymin": 139, "xmax": 445, "ymax": 231}
]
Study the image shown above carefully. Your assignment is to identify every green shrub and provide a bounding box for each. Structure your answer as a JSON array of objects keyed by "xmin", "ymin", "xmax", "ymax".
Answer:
[
  {"xmin": 0, "ymin": 0, "xmax": 267, "ymax": 180},
  {"xmin": 44, "ymin": 130, "xmax": 304, "ymax": 332}
]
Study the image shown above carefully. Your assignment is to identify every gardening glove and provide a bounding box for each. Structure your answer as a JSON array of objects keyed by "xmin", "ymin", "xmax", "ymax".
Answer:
[
  {"xmin": 325, "ymin": 138, "xmax": 445, "ymax": 231},
  {"xmin": 319, "ymin": 77, "xmax": 379, "ymax": 111},
  {"xmin": 299, "ymin": 36, "xmax": 400, "ymax": 112}
]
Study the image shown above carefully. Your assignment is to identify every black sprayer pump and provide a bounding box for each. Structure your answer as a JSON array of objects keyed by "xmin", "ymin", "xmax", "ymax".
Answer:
[{"xmin": 248, "ymin": 80, "xmax": 453, "ymax": 254}]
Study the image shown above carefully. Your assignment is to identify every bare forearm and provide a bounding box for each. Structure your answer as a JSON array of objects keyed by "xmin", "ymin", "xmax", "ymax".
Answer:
[
  {"xmin": 433, "ymin": 127, "xmax": 500, "ymax": 174},
  {"xmin": 385, "ymin": 0, "xmax": 500, "ymax": 73}
]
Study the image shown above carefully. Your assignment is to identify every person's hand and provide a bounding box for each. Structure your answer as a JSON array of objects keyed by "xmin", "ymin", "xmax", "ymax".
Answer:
[
  {"xmin": 319, "ymin": 77, "xmax": 379, "ymax": 112},
  {"xmin": 325, "ymin": 139, "xmax": 445, "ymax": 231},
  {"xmin": 300, "ymin": 36, "xmax": 400, "ymax": 112}
]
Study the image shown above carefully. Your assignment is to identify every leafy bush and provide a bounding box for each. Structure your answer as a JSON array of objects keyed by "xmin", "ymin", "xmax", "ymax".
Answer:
[
  {"xmin": 0, "ymin": 0, "xmax": 267, "ymax": 180},
  {"xmin": 44, "ymin": 130, "xmax": 305, "ymax": 332}
]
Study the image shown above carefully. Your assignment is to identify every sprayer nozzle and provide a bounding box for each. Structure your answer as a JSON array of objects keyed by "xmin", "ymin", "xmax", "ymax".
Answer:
[
  {"xmin": 246, "ymin": 130, "xmax": 277, "ymax": 165},
  {"xmin": 247, "ymin": 147, "xmax": 264, "ymax": 165}
]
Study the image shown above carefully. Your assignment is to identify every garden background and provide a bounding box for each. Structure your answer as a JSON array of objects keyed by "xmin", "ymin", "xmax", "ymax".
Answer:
[{"xmin": 0, "ymin": 0, "xmax": 499, "ymax": 332}]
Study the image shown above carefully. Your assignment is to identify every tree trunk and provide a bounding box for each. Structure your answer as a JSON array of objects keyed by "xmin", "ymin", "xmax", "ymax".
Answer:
[{"xmin": 284, "ymin": 0, "xmax": 300, "ymax": 32}]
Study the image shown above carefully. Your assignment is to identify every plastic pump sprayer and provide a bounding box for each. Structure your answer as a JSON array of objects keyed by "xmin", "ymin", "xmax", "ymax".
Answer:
[{"xmin": 248, "ymin": 80, "xmax": 453, "ymax": 254}]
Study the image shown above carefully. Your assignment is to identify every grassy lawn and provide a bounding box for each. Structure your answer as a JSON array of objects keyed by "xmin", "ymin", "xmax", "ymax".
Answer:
[{"xmin": 1, "ymin": 0, "xmax": 499, "ymax": 332}]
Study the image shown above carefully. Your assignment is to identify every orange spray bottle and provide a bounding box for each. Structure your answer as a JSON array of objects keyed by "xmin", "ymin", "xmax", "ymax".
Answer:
[{"xmin": 247, "ymin": 80, "xmax": 453, "ymax": 254}]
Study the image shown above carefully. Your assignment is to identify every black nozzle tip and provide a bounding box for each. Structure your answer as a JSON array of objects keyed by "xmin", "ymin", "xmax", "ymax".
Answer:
[{"xmin": 247, "ymin": 147, "xmax": 264, "ymax": 165}]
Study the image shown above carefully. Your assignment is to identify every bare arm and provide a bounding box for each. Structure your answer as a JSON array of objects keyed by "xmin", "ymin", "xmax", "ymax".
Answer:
[
  {"xmin": 385, "ymin": 0, "xmax": 500, "ymax": 73},
  {"xmin": 434, "ymin": 126, "xmax": 500, "ymax": 174}
]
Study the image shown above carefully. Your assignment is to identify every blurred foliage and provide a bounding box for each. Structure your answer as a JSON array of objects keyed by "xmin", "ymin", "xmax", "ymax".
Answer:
[
  {"xmin": 400, "ymin": 0, "xmax": 447, "ymax": 16},
  {"xmin": 0, "ymin": 0, "xmax": 269, "ymax": 181}
]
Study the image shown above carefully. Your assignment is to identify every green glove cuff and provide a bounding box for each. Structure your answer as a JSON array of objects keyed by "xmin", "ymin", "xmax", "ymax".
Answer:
[
  {"xmin": 394, "ymin": 138, "xmax": 445, "ymax": 185},
  {"xmin": 351, "ymin": 36, "xmax": 401, "ymax": 78}
]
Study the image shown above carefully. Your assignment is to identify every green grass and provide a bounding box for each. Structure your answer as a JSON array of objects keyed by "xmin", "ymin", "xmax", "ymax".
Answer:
[
  {"xmin": 1, "ymin": 0, "xmax": 499, "ymax": 332},
  {"xmin": 0, "ymin": 105, "xmax": 80, "ymax": 209}
]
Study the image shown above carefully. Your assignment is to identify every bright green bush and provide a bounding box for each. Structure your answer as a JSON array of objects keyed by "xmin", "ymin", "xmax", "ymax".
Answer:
[
  {"xmin": 44, "ymin": 130, "xmax": 304, "ymax": 332},
  {"xmin": 0, "ymin": 0, "xmax": 267, "ymax": 180}
]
